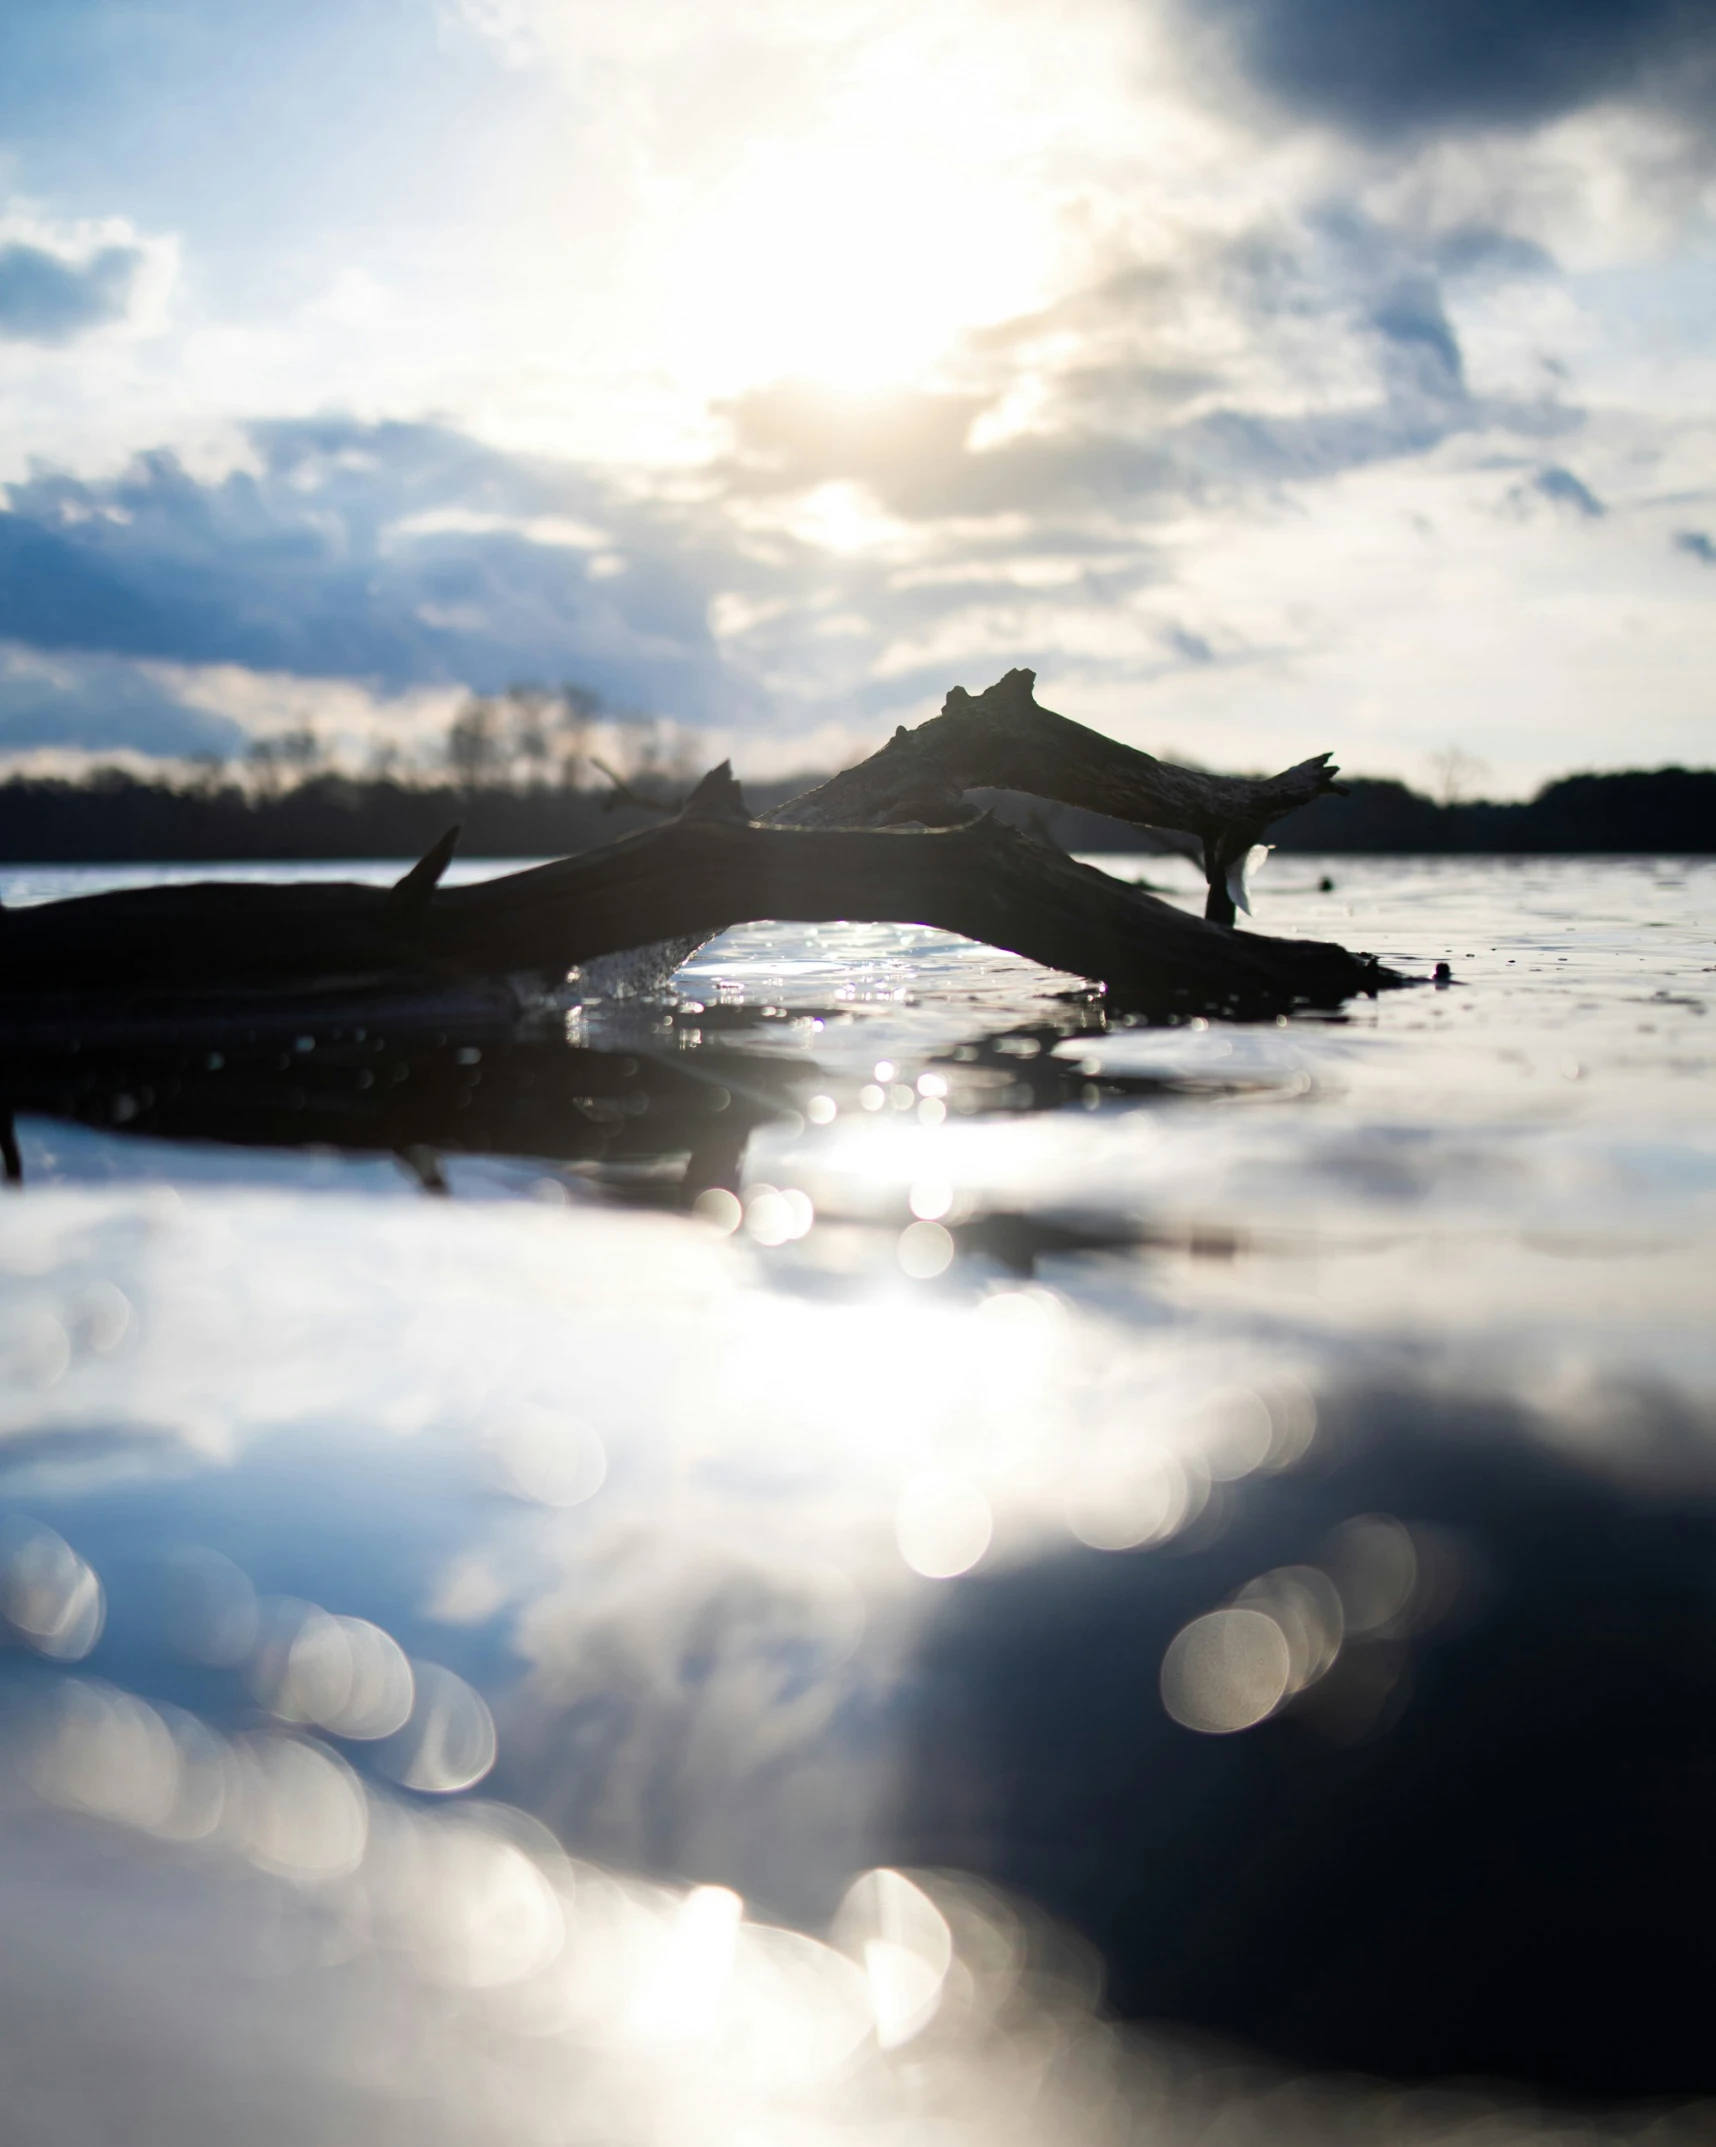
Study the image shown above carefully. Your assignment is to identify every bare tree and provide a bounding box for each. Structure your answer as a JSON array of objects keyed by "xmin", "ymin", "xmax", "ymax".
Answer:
[
  {"xmin": 554, "ymin": 684, "xmax": 601, "ymax": 788},
  {"xmin": 1428, "ymin": 746, "xmax": 1489, "ymax": 808},
  {"xmin": 248, "ymin": 736, "xmax": 283, "ymax": 799},
  {"xmin": 446, "ymin": 699, "xmax": 503, "ymax": 791},
  {"xmin": 505, "ymin": 687, "xmax": 556, "ymax": 787},
  {"xmin": 442, "ymin": 685, "xmax": 605, "ymax": 791},
  {"xmin": 278, "ymin": 726, "xmax": 325, "ymax": 779}
]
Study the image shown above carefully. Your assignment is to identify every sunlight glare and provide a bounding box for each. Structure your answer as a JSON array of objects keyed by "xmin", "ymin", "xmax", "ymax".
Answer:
[
  {"xmin": 665, "ymin": 67, "xmax": 1053, "ymax": 394},
  {"xmin": 631, "ymin": 1885, "xmax": 744, "ymax": 2043},
  {"xmin": 833, "ymin": 1868, "xmax": 954, "ymax": 2049}
]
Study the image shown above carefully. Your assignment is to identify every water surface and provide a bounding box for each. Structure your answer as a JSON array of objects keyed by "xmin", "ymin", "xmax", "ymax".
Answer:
[{"xmin": 0, "ymin": 853, "xmax": 1711, "ymax": 2139}]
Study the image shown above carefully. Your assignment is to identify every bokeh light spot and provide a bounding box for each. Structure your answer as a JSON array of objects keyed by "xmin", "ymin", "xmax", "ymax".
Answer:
[
  {"xmin": 896, "ymin": 1474, "xmax": 992, "ymax": 1579},
  {"xmin": 162, "ymin": 1545, "xmax": 259, "ymax": 1667},
  {"xmin": 379, "ymin": 1662, "xmax": 497, "ymax": 1794},
  {"xmin": 1197, "ymin": 1386, "xmax": 1275, "ymax": 1482},
  {"xmin": 833, "ymin": 1868, "xmax": 953, "ymax": 2050},
  {"xmin": 0, "ymin": 1519, "xmax": 105, "ymax": 1661},
  {"xmin": 1065, "ymin": 1447, "xmax": 1190, "ymax": 1552},
  {"xmin": 495, "ymin": 1404, "xmax": 609, "ymax": 1508},
  {"xmin": 1323, "ymin": 1514, "xmax": 1419, "ymax": 1634},
  {"xmin": 1161, "ymin": 1607, "xmax": 1292, "ymax": 1734},
  {"xmin": 898, "ymin": 1220, "xmax": 954, "ymax": 1278},
  {"xmin": 692, "ymin": 1187, "xmax": 742, "ymax": 1235}
]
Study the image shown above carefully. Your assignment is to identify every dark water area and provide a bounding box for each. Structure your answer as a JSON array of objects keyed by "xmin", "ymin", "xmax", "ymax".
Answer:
[{"xmin": 0, "ymin": 853, "xmax": 1712, "ymax": 2141}]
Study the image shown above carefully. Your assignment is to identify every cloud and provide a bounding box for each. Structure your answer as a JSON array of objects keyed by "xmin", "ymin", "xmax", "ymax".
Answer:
[
  {"xmin": 1533, "ymin": 465, "xmax": 1607, "ymax": 517},
  {"xmin": 1430, "ymin": 228, "xmax": 1559, "ymax": 280},
  {"xmin": 0, "ymin": 240, "xmax": 141, "ymax": 343},
  {"xmin": 1162, "ymin": 624, "xmax": 1217, "ymax": 665},
  {"xmin": 716, "ymin": 385, "xmax": 985, "ymax": 509},
  {"xmin": 0, "ymin": 418, "xmax": 764, "ymax": 726},
  {"xmin": 1187, "ymin": 0, "xmax": 1716, "ymax": 140},
  {"xmin": 715, "ymin": 202, "xmax": 1571, "ymax": 529},
  {"xmin": 0, "ymin": 643, "xmax": 245, "ymax": 758},
  {"xmin": 0, "ymin": 174, "xmax": 1602, "ymax": 773},
  {"xmin": 1672, "ymin": 529, "xmax": 1716, "ymax": 565},
  {"xmin": 1369, "ymin": 278, "xmax": 1465, "ymax": 397}
]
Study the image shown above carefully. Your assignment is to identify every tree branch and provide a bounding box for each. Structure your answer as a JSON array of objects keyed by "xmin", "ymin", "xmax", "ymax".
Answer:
[{"xmin": 771, "ymin": 667, "xmax": 1343, "ymax": 924}]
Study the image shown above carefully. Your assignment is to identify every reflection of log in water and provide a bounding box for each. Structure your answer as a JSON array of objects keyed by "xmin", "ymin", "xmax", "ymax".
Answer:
[
  {"xmin": 0, "ymin": 1000, "xmax": 1285, "ymax": 1205},
  {"xmin": 0, "ymin": 670, "xmax": 1402, "ymax": 1023},
  {"xmin": 0, "ymin": 1015, "xmax": 788, "ymax": 1199}
]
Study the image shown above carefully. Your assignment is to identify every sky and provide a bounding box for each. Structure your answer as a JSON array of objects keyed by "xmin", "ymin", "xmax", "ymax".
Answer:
[{"xmin": 0, "ymin": 0, "xmax": 1712, "ymax": 794}]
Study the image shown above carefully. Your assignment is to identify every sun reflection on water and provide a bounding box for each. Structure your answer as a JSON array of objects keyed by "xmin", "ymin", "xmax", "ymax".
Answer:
[{"xmin": 0, "ymin": 861, "xmax": 1711, "ymax": 2134}]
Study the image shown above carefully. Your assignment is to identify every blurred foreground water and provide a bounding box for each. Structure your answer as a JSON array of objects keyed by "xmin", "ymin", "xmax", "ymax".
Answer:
[{"xmin": 0, "ymin": 853, "xmax": 1712, "ymax": 2142}]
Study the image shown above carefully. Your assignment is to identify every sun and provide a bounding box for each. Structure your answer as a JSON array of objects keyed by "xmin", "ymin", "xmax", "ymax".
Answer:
[
  {"xmin": 655, "ymin": 49, "xmax": 1060, "ymax": 399},
  {"xmin": 669, "ymin": 147, "xmax": 1035, "ymax": 394}
]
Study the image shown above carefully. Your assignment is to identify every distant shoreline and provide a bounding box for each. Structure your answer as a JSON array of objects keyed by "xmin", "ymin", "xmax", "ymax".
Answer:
[{"xmin": 0, "ymin": 764, "xmax": 1710, "ymax": 863}]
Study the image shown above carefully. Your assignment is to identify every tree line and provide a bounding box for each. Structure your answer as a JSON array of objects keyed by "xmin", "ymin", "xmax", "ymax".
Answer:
[
  {"xmin": 241, "ymin": 684, "xmax": 705, "ymax": 798},
  {"xmin": 0, "ymin": 673, "xmax": 1709, "ymax": 861}
]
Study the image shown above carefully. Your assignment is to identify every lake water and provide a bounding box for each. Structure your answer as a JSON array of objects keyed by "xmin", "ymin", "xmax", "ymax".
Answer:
[{"xmin": 0, "ymin": 853, "xmax": 1712, "ymax": 2142}]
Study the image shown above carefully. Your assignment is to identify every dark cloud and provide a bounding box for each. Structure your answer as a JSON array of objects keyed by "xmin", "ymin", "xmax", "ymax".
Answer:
[
  {"xmin": 1534, "ymin": 465, "xmax": 1606, "ymax": 517},
  {"xmin": 0, "ymin": 646, "xmax": 245, "ymax": 758},
  {"xmin": 0, "ymin": 242, "xmax": 140, "ymax": 343},
  {"xmin": 1431, "ymin": 227, "xmax": 1559, "ymax": 281},
  {"xmin": 1163, "ymin": 624, "xmax": 1217, "ymax": 665},
  {"xmin": 716, "ymin": 374, "xmax": 1543, "ymax": 525},
  {"xmin": 1672, "ymin": 529, "xmax": 1716, "ymax": 565},
  {"xmin": 0, "ymin": 419, "xmax": 762, "ymax": 725},
  {"xmin": 715, "ymin": 209, "xmax": 1570, "ymax": 529},
  {"xmin": 1369, "ymin": 278, "xmax": 1465, "ymax": 397},
  {"xmin": 1191, "ymin": 0, "xmax": 1716, "ymax": 139}
]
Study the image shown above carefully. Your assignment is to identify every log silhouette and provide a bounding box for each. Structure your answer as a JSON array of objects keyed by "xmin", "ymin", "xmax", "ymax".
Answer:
[
  {"xmin": 768, "ymin": 668, "xmax": 1340, "ymax": 928},
  {"xmin": 0, "ymin": 670, "xmax": 1400, "ymax": 1020}
]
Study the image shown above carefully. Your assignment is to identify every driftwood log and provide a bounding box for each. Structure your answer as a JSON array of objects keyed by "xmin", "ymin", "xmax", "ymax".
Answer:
[
  {"xmin": 769, "ymin": 668, "xmax": 1339, "ymax": 928},
  {"xmin": 0, "ymin": 670, "xmax": 1400, "ymax": 1021}
]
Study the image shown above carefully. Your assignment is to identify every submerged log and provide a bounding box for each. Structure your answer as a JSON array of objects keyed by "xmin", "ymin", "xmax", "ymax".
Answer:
[{"xmin": 0, "ymin": 672, "xmax": 1400, "ymax": 1021}]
